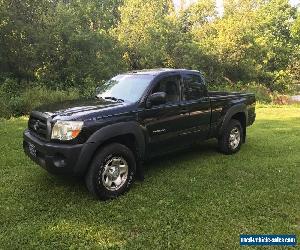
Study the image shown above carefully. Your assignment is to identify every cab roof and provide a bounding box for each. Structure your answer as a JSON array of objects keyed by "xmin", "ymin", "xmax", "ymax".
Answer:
[{"xmin": 126, "ymin": 68, "xmax": 200, "ymax": 76}]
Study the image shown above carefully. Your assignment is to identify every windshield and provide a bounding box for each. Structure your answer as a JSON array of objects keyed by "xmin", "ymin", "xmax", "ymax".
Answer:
[{"xmin": 96, "ymin": 74, "xmax": 154, "ymax": 103}]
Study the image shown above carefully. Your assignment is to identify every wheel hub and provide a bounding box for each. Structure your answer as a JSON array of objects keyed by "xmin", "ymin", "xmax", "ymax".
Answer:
[
  {"xmin": 108, "ymin": 166, "xmax": 120, "ymax": 179},
  {"xmin": 101, "ymin": 156, "xmax": 128, "ymax": 191},
  {"xmin": 229, "ymin": 127, "xmax": 240, "ymax": 150}
]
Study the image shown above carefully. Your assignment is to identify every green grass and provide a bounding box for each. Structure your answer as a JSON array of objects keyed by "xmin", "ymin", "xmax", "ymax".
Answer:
[{"xmin": 0, "ymin": 106, "xmax": 299, "ymax": 249}]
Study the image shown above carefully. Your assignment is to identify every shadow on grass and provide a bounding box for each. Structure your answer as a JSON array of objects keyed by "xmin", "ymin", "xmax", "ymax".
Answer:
[{"xmin": 144, "ymin": 139, "xmax": 218, "ymax": 172}]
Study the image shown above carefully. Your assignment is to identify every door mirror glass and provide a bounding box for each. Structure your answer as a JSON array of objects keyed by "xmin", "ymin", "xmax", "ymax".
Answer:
[{"xmin": 147, "ymin": 92, "xmax": 166, "ymax": 107}]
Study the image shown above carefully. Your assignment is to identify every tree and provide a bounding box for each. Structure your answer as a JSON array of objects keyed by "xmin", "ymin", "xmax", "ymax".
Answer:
[
  {"xmin": 35, "ymin": 1, "xmax": 125, "ymax": 88},
  {"xmin": 0, "ymin": 0, "xmax": 51, "ymax": 83},
  {"xmin": 115, "ymin": 0, "xmax": 175, "ymax": 69},
  {"xmin": 0, "ymin": 0, "xmax": 125, "ymax": 88},
  {"xmin": 290, "ymin": 11, "xmax": 300, "ymax": 84},
  {"xmin": 191, "ymin": 0, "xmax": 297, "ymax": 89}
]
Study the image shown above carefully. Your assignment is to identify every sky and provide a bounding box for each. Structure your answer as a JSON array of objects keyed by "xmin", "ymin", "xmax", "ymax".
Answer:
[
  {"xmin": 174, "ymin": 0, "xmax": 300, "ymax": 15},
  {"xmin": 290, "ymin": 0, "xmax": 300, "ymax": 6},
  {"xmin": 216, "ymin": 0, "xmax": 224, "ymax": 16}
]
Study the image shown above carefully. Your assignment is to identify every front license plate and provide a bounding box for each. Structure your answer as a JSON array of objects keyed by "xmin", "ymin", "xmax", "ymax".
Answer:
[{"xmin": 28, "ymin": 142, "xmax": 37, "ymax": 157}]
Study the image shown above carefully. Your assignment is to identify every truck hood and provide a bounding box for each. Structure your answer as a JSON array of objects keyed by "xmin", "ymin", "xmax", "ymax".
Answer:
[{"xmin": 35, "ymin": 98, "xmax": 134, "ymax": 121}]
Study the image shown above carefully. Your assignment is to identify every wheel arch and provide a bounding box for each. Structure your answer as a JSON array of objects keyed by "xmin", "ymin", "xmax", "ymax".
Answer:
[
  {"xmin": 218, "ymin": 104, "xmax": 248, "ymax": 142},
  {"xmin": 231, "ymin": 112, "xmax": 247, "ymax": 142},
  {"xmin": 73, "ymin": 122, "xmax": 145, "ymax": 176}
]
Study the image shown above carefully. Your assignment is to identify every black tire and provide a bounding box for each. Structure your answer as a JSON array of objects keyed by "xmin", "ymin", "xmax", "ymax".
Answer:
[
  {"xmin": 85, "ymin": 143, "xmax": 136, "ymax": 200},
  {"xmin": 218, "ymin": 119, "xmax": 243, "ymax": 155}
]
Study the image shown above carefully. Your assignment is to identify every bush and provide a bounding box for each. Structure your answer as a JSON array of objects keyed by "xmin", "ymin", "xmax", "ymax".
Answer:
[
  {"xmin": 0, "ymin": 77, "xmax": 109, "ymax": 118},
  {"xmin": 1, "ymin": 78, "xmax": 25, "ymax": 97},
  {"xmin": 0, "ymin": 84, "xmax": 79, "ymax": 118},
  {"xmin": 208, "ymin": 82, "xmax": 273, "ymax": 103},
  {"xmin": 0, "ymin": 93, "xmax": 12, "ymax": 118},
  {"xmin": 0, "ymin": 78, "xmax": 294, "ymax": 118},
  {"xmin": 78, "ymin": 77, "xmax": 105, "ymax": 98}
]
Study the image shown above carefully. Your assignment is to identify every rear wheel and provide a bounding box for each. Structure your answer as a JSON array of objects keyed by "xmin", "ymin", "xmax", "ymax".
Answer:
[
  {"xmin": 85, "ymin": 143, "xmax": 136, "ymax": 200},
  {"xmin": 218, "ymin": 119, "xmax": 243, "ymax": 154}
]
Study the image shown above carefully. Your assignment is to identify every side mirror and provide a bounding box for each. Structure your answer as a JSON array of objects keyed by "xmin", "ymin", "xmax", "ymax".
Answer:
[{"xmin": 146, "ymin": 92, "xmax": 166, "ymax": 108}]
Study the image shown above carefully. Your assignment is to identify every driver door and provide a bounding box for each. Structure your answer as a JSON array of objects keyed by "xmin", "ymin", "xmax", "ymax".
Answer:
[{"xmin": 139, "ymin": 74, "xmax": 189, "ymax": 157}]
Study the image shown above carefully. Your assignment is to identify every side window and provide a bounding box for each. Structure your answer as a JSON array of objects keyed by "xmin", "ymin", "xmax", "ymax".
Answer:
[
  {"xmin": 152, "ymin": 75, "xmax": 180, "ymax": 104},
  {"xmin": 182, "ymin": 74, "xmax": 206, "ymax": 101}
]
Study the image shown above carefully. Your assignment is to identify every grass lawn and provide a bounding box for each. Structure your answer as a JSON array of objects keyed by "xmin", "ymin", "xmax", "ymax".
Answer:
[{"xmin": 0, "ymin": 106, "xmax": 299, "ymax": 249}]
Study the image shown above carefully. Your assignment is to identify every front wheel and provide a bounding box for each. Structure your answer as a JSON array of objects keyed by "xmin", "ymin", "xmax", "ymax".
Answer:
[
  {"xmin": 85, "ymin": 143, "xmax": 136, "ymax": 200},
  {"xmin": 218, "ymin": 119, "xmax": 243, "ymax": 154}
]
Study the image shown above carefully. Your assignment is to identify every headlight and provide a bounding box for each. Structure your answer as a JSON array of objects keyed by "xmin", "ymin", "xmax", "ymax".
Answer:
[{"xmin": 51, "ymin": 121, "xmax": 83, "ymax": 140}]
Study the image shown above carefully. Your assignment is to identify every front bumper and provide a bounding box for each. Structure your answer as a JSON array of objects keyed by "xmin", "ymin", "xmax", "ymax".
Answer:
[{"xmin": 23, "ymin": 129, "xmax": 85, "ymax": 175}]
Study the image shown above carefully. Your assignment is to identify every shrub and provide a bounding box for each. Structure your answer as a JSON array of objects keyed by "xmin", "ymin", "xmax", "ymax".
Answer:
[
  {"xmin": 0, "ymin": 78, "xmax": 24, "ymax": 97},
  {"xmin": 208, "ymin": 82, "xmax": 272, "ymax": 103},
  {"xmin": 78, "ymin": 77, "xmax": 105, "ymax": 98},
  {"xmin": 0, "ymin": 92, "xmax": 12, "ymax": 118},
  {"xmin": 0, "ymin": 85, "xmax": 79, "ymax": 118}
]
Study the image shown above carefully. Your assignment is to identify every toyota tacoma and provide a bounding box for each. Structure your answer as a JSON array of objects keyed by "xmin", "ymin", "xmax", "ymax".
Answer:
[{"xmin": 23, "ymin": 69, "xmax": 256, "ymax": 200}]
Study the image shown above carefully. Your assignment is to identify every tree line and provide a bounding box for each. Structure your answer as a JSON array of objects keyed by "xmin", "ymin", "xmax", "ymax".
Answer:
[{"xmin": 0, "ymin": 0, "xmax": 299, "ymax": 116}]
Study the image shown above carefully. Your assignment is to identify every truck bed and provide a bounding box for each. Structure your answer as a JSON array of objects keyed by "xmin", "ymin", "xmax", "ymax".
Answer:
[
  {"xmin": 208, "ymin": 91, "xmax": 254, "ymax": 98},
  {"xmin": 207, "ymin": 91, "xmax": 256, "ymax": 129}
]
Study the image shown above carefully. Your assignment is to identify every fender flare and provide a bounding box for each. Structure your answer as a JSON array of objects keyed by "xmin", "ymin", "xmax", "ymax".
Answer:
[
  {"xmin": 73, "ymin": 121, "xmax": 145, "ymax": 175},
  {"xmin": 218, "ymin": 103, "xmax": 248, "ymax": 137}
]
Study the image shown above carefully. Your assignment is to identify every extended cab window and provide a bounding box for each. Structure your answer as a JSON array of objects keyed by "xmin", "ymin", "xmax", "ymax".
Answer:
[
  {"xmin": 152, "ymin": 75, "xmax": 180, "ymax": 104},
  {"xmin": 182, "ymin": 74, "xmax": 206, "ymax": 101}
]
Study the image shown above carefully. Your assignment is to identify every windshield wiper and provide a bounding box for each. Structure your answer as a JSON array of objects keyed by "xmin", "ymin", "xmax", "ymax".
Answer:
[{"xmin": 104, "ymin": 96, "xmax": 124, "ymax": 102}]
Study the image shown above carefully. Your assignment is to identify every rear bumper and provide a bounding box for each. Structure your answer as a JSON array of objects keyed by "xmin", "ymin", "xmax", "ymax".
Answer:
[{"xmin": 23, "ymin": 130, "xmax": 88, "ymax": 176}]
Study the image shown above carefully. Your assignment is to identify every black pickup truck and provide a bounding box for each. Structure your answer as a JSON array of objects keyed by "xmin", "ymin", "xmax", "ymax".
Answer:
[{"xmin": 23, "ymin": 69, "xmax": 256, "ymax": 200}]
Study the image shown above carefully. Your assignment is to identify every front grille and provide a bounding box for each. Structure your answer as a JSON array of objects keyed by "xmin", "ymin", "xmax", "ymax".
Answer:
[{"xmin": 28, "ymin": 112, "xmax": 50, "ymax": 140}]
